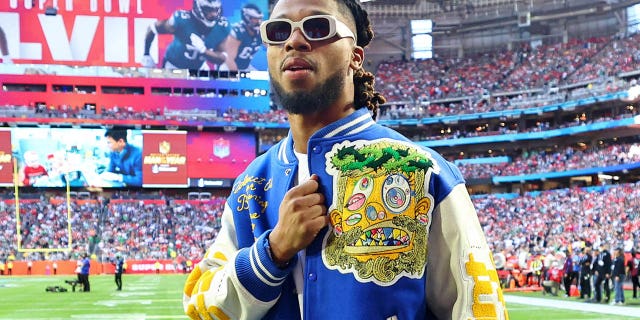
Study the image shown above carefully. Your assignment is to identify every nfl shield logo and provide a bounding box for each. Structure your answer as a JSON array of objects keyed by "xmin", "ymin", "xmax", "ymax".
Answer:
[
  {"xmin": 159, "ymin": 141, "xmax": 171, "ymax": 154},
  {"xmin": 213, "ymin": 138, "xmax": 230, "ymax": 159}
]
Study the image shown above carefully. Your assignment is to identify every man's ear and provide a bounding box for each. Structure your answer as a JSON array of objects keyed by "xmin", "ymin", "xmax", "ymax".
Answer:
[{"xmin": 350, "ymin": 46, "xmax": 364, "ymax": 70}]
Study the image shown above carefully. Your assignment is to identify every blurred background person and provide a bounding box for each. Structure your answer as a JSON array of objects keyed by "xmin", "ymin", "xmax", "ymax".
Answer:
[
  {"xmin": 611, "ymin": 248, "xmax": 626, "ymax": 305},
  {"xmin": 114, "ymin": 255, "xmax": 124, "ymax": 291},
  {"xmin": 579, "ymin": 246, "xmax": 592, "ymax": 300},
  {"xmin": 78, "ymin": 254, "xmax": 91, "ymax": 292}
]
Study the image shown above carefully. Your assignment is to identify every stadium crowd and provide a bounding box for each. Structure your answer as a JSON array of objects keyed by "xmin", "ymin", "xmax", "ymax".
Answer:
[
  {"xmin": 475, "ymin": 182, "xmax": 640, "ymax": 256},
  {"xmin": 375, "ymin": 33, "xmax": 640, "ymax": 105},
  {"xmin": 475, "ymin": 182, "xmax": 640, "ymax": 303},
  {"xmin": 456, "ymin": 142, "xmax": 640, "ymax": 179},
  {"xmin": 0, "ymin": 195, "xmax": 224, "ymax": 266},
  {"xmin": 2, "ymin": 32, "xmax": 640, "ymax": 129}
]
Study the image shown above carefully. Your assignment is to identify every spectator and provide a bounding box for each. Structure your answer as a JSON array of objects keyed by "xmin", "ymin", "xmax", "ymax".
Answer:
[{"xmin": 611, "ymin": 247, "xmax": 626, "ymax": 305}]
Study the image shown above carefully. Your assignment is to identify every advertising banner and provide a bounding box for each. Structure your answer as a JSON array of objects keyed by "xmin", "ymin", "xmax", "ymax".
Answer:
[
  {"xmin": 10, "ymin": 127, "xmax": 143, "ymax": 188},
  {"xmin": 187, "ymin": 130, "xmax": 256, "ymax": 180},
  {"xmin": 0, "ymin": 128, "xmax": 13, "ymax": 186},
  {"xmin": 142, "ymin": 130, "xmax": 188, "ymax": 187},
  {"xmin": 0, "ymin": 127, "xmax": 255, "ymax": 188},
  {"xmin": 0, "ymin": 0, "xmax": 268, "ymax": 70}
]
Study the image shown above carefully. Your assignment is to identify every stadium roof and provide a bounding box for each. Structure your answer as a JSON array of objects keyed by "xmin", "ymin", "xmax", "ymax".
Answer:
[{"xmin": 361, "ymin": 0, "xmax": 640, "ymax": 21}]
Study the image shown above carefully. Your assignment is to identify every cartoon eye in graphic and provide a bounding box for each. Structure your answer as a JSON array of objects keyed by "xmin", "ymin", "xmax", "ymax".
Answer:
[
  {"xmin": 346, "ymin": 175, "xmax": 374, "ymax": 211},
  {"xmin": 346, "ymin": 213, "xmax": 362, "ymax": 226},
  {"xmin": 366, "ymin": 205, "xmax": 378, "ymax": 221},
  {"xmin": 382, "ymin": 174, "xmax": 411, "ymax": 214}
]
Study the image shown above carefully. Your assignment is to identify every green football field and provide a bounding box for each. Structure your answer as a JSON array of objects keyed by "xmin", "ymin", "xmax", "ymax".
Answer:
[
  {"xmin": 0, "ymin": 274, "xmax": 638, "ymax": 319},
  {"xmin": 507, "ymin": 301, "xmax": 636, "ymax": 320},
  {"xmin": 0, "ymin": 274, "xmax": 189, "ymax": 319}
]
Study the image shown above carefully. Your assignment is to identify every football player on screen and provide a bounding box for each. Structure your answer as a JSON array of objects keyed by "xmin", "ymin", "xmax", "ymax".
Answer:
[
  {"xmin": 220, "ymin": 3, "xmax": 264, "ymax": 72},
  {"xmin": 141, "ymin": 0, "xmax": 230, "ymax": 70},
  {"xmin": 0, "ymin": 26, "xmax": 12, "ymax": 63}
]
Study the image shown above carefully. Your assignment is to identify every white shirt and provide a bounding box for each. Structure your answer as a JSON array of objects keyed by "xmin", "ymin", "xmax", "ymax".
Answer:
[{"xmin": 293, "ymin": 150, "xmax": 309, "ymax": 318}]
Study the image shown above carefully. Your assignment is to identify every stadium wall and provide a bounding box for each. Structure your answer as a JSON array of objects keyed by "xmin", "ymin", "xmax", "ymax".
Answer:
[{"xmin": 5, "ymin": 259, "xmax": 193, "ymax": 276}]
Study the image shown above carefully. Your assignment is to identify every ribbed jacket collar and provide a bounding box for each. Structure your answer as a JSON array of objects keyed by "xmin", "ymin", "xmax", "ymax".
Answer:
[{"xmin": 276, "ymin": 108, "xmax": 376, "ymax": 164}]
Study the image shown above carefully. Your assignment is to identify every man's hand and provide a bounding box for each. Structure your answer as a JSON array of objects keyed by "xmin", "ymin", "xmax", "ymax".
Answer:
[
  {"xmin": 187, "ymin": 33, "xmax": 207, "ymax": 54},
  {"xmin": 141, "ymin": 55, "xmax": 156, "ymax": 68},
  {"xmin": 269, "ymin": 174, "xmax": 329, "ymax": 265}
]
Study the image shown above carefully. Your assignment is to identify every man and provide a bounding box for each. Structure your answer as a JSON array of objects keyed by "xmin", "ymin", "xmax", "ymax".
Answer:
[
  {"xmin": 221, "ymin": 3, "xmax": 263, "ymax": 72},
  {"xmin": 80, "ymin": 254, "xmax": 91, "ymax": 292},
  {"xmin": 562, "ymin": 248, "xmax": 579, "ymax": 297},
  {"xmin": 579, "ymin": 246, "xmax": 592, "ymax": 299},
  {"xmin": 155, "ymin": 261, "xmax": 162, "ymax": 274},
  {"xmin": 592, "ymin": 244, "xmax": 612, "ymax": 303},
  {"xmin": 611, "ymin": 247, "xmax": 625, "ymax": 305},
  {"xmin": 183, "ymin": 0, "xmax": 507, "ymax": 319},
  {"xmin": 100, "ymin": 129, "xmax": 142, "ymax": 187},
  {"xmin": 542, "ymin": 261, "xmax": 562, "ymax": 296},
  {"xmin": 114, "ymin": 255, "xmax": 124, "ymax": 291},
  {"xmin": 75, "ymin": 259, "xmax": 82, "ymax": 283},
  {"xmin": 141, "ymin": 0, "xmax": 230, "ymax": 70}
]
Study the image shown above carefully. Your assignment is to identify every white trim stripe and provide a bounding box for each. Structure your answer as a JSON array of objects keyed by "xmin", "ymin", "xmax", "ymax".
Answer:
[
  {"xmin": 324, "ymin": 113, "xmax": 371, "ymax": 138},
  {"xmin": 249, "ymin": 244, "xmax": 286, "ymax": 287},
  {"xmin": 345, "ymin": 119, "xmax": 374, "ymax": 136},
  {"xmin": 278, "ymin": 136, "xmax": 289, "ymax": 164}
]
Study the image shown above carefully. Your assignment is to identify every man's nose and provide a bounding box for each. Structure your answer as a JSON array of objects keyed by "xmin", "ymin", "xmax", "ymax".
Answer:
[{"xmin": 285, "ymin": 28, "xmax": 311, "ymax": 52}]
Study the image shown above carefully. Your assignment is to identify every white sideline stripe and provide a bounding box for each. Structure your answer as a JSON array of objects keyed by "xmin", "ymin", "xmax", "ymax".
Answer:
[
  {"xmin": 125, "ymin": 288, "xmax": 160, "ymax": 292},
  {"xmin": 0, "ymin": 314, "xmax": 189, "ymax": 320},
  {"xmin": 71, "ymin": 314, "xmax": 147, "ymax": 319},
  {"xmin": 505, "ymin": 295, "xmax": 640, "ymax": 318},
  {"xmin": 11, "ymin": 303, "xmax": 181, "ymax": 312},
  {"xmin": 69, "ymin": 315, "xmax": 188, "ymax": 319}
]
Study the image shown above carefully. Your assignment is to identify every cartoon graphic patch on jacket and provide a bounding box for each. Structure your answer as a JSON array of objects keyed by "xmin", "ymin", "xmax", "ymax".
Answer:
[{"xmin": 322, "ymin": 139, "xmax": 438, "ymax": 285}]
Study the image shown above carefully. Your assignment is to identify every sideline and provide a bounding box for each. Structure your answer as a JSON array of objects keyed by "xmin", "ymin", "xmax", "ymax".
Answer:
[{"xmin": 505, "ymin": 295, "xmax": 640, "ymax": 318}]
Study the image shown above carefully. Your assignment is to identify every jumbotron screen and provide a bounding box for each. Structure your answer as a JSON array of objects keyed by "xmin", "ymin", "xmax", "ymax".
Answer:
[
  {"xmin": 0, "ymin": 128, "xmax": 255, "ymax": 188},
  {"xmin": 0, "ymin": 0, "xmax": 268, "ymax": 71}
]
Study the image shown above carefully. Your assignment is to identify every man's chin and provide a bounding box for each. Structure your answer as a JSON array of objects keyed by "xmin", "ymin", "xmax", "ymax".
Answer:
[{"xmin": 272, "ymin": 70, "xmax": 345, "ymax": 115}]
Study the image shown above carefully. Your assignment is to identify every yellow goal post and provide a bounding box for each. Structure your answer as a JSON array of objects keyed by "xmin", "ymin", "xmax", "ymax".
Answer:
[{"xmin": 14, "ymin": 157, "xmax": 73, "ymax": 254}]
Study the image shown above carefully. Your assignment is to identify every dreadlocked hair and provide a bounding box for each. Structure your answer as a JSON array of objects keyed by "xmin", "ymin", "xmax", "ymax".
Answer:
[{"xmin": 337, "ymin": 0, "xmax": 386, "ymax": 120}]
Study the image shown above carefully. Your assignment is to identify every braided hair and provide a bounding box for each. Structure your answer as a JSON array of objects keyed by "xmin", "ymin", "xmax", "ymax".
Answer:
[{"xmin": 336, "ymin": 0, "xmax": 386, "ymax": 120}]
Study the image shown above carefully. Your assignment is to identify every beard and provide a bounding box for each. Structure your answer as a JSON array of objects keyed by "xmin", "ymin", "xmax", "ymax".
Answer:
[{"xmin": 271, "ymin": 70, "xmax": 346, "ymax": 115}]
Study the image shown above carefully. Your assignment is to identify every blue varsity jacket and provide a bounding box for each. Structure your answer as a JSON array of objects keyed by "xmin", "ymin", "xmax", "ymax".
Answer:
[{"xmin": 184, "ymin": 108, "xmax": 508, "ymax": 320}]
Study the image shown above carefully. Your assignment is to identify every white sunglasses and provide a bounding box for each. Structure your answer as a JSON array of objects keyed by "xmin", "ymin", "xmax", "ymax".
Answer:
[{"xmin": 260, "ymin": 15, "xmax": 356, "ymax": 45}]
